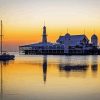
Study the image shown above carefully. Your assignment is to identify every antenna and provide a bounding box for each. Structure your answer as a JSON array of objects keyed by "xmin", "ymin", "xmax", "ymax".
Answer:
[
  {"xmin": 44, "ymin": 20, "xmax": 45, "ymax": 26},
  {"xmin": 67, "ymin": 28, "xmax": 69, "ymax": 33},
  {"xmin": 60, "ymin": 33, "xmax": 62, "ymax": 36},
  {"xmin": 94, "ymin": 28, "xmax": 96, "ymax": 34},
  {"xmin": 84, "ymin": 29, "xmax": 86, "ymax": 35}
]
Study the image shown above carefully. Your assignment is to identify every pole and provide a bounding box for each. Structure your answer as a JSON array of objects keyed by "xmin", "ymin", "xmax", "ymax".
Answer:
[{"xmin": 1, "ymin": 20, "xmax": 2, "ymax": 54}]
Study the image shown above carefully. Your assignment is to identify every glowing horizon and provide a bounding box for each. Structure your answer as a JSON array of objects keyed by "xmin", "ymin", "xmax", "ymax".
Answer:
[{"xmin": 0, "ymin": 0, "xmax": 100, "ymax": 51}]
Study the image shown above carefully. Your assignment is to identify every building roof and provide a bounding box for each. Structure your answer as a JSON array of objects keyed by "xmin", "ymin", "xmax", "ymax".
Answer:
[
  {"xmin": 71, "ymin": 34, "xmax": 88, "ymax": 41},
  {"xmin": 21, "ymin": 42, "xmax": 65, "ymax": 48},
  {"xmin": 21, "ymin": 42, "xmax": 54, "ymax": 47},
  {"xmin": 57, "ymin": 34, "xmax": 89, "ymax": 46},
  {"xmin": 91, "ymin": 34, "xmax": 98, "ymax": 39}
]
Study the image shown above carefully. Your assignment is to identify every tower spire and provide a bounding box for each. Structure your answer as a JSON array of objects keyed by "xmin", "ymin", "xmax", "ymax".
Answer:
[
  {"xmin": 44, "ymin": 20, "xmax": 45, "ymax": 26},
  {"xmin": 94, "ymin": 28, "xmax": 96, "ymax": 34},
  {"xmin": 84, "ymin": 29, "xmax": 86, "ymax": 35},
  {"xmin": 42, "ymin": 22, "xmax": 47, "ymax": 43}
]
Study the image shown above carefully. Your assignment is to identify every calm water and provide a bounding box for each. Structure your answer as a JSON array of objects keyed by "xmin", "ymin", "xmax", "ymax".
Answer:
[{"xmin": 0, "ymin": 53, "xmax": 100, "ymax": 100}]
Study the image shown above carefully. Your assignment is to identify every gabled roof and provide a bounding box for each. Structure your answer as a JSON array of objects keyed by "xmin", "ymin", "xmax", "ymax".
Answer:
[
  {"xmin": 57, "ymin": 34, "xmax": 89, "ymax": 42},
  {"xmin": 57, "ymin": 34, "xmax": 89, "ymax": 46},
  {"xmin": 70, "ymin": 35, "xmax": 89, "ymax": 42},
  {"xmin": 57, "ymin": 36, "xmax": 64, "ymax": 42}
]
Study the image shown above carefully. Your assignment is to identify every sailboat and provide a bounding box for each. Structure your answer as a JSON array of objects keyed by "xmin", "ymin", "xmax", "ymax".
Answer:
[{"xmin": 0, "ymin": 20, "xmax": 15, "ymax": 61}]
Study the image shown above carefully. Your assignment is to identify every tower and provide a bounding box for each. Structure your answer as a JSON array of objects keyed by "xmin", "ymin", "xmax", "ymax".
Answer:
[
  {"xmin": 42, "ymin": 24, "xmax": 47, "ymax": 43},
  {"xmin": 91, "ymin": 34, "xmax": 98, "ymax": 47}
]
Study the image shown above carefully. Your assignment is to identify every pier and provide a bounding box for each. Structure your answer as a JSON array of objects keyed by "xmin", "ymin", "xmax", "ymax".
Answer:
[{"xmin": 19, "ymin": 25, "xmax": 100, "ymax": 55}]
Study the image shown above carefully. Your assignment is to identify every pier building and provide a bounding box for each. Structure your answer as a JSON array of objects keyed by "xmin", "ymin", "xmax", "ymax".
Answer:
[{"xmin": 19, "ymin": 25, "xmax": 99, "ymax": 55}]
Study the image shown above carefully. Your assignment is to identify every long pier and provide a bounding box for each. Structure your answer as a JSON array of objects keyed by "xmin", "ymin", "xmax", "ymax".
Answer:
[{"xmin": 19, "ymin": 46, "xmax": 100, "ymax": 55}]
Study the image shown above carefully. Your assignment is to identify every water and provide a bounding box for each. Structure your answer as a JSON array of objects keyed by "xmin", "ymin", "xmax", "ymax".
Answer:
[{"xmin": 0, "ymin": 53, "xmax": 100, "ymax": 100}]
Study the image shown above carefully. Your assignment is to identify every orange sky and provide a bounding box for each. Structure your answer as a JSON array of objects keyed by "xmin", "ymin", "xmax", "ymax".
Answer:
[{"xmin": 0, "ymin": 0, "xmax": 100, "ymax": 51}]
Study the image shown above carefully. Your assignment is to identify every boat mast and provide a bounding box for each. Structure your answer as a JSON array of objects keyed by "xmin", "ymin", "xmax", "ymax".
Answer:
[{"xmin": 1, "ymin": 20, "xmax": 3, "ymax": 55}]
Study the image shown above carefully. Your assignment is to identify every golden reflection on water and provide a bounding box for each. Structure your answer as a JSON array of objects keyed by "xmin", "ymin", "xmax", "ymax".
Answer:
[{"xmin": 0, "ymin": 55, "xmax": 100, "ymax": 100}]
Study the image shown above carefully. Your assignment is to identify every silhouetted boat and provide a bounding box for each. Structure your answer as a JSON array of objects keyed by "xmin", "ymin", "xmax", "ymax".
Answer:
[
  {"xmin": 0, "ymin": 53, "xmax": 15, "ymax": 61},
  {"xmin": 0, "ymin": 20, "xmax": 15, "ymax": 61}
]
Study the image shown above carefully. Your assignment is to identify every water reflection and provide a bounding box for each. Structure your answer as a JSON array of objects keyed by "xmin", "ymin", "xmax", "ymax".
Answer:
[
  {"xmin": 41, "ymin": 55, "xmax": 99, "ymax": 83},
  {"xmin": 0, "ymin": 60, "xmax": 15, "ymax": 100},
  {"xmin": 91, "ymin": 56, "xmax": 98, "ymax": 72},
  {"xmin": 91, "ymin": 56, "xmax": 98, "ymax": 78},
  {"xmin": 0, "ymin": 55, "xmax": 100, "ymax": 100},
  {"xmin": 0, "ymin": 60, "xmax": 14, "ymax": 66},
  {"xmin": 16, "ymin": 55, "xmax": 99, "ymax": 82},
  {"xmin": 0, "ymin": 62, "xmax": 3, "ymax": 100},
  {"xmin": 42, "ymin": 56, "xmax": 47, "ymax": 84},
  {"xmin": 58, "ymin": 56, "xmax": 89, "ymax": 73},
  {"xmin": 59, "ymin": 64, "xmax": 89, "ymax": 72},
  {"xmin": 58, "ymin": 56, "xmax": 98, "ymax": 75}
]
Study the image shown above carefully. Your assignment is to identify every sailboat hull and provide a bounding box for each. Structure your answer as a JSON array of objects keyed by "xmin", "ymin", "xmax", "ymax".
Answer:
[{"xmin": 0, "ymin": 54, "xmax": 15, "ymax": 61}]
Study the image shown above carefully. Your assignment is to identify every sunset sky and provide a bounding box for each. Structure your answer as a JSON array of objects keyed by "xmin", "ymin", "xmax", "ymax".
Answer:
[{"xmin": 0, "ymin": 0, "xmax": 100, "ymax": 51}]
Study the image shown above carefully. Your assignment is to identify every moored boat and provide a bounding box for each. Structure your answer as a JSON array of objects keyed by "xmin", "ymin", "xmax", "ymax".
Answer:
[
  {"xmin": 0, "ymin": 53, "xmax": 15, "ymax": 61},
  {"xmin": 0, "ymin": 20, "xmax": 15, "ymax": 61}
]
